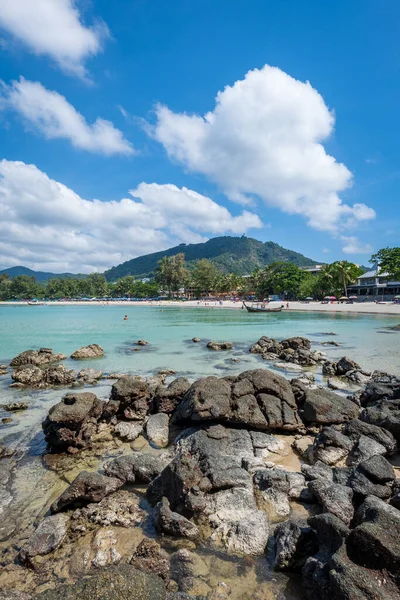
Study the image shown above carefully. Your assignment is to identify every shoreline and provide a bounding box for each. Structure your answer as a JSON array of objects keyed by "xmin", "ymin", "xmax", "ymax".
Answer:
[{"xmin": 1, "ymin": 299, "xmax": 400, "ymax": 317}]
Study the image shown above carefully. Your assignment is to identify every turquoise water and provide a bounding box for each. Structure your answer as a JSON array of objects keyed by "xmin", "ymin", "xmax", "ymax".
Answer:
[{"xmin": 0, "ymin": 304, "xmax": 399, "ymax": 449}]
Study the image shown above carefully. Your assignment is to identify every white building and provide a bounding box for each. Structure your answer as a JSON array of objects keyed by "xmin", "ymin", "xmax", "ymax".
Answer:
[{"xmin": 347, "ymin": 267, "xmax": 400, "ymax": 300}]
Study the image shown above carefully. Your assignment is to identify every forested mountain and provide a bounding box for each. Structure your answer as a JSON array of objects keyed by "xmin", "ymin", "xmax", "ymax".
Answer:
[
  {"xmin": 0, "ymin": 266, "xmax": 84, "ymax": 282},
  {"xmin": 104, "ymin": 236, "xmax": 318, "ymax": 281}
]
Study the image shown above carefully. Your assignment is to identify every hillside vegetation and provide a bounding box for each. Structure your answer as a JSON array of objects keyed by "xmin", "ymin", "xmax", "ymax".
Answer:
[{"xmin": 104, "ymin": 236, "xmax": 317, "ymax": 281}]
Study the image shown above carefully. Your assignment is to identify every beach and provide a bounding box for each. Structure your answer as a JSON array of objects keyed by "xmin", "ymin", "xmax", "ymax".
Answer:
[{"xmin": 3, "ymin": 299, "xmax": 400, "ymax": 316}]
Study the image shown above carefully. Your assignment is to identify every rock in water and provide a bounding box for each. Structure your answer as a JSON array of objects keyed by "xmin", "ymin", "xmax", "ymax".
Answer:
[
  {"xmin": 34, "ymin": 564, "xmax": 165, "ymax": 600},
  {"xmin": 154, "ymin": 497, "xmax": 199, "ymax": 538},
  {"xmin": 146, "ymin": 413, "xmax": 169, "ymax": 448},
  {"xmin": 19, "ymin": 514, "xmax": 69, "ymax": 565},
  {"xmin": 130, "ymin": 538, "xmax": 170, "ymax": 581},
  {"xmin": 70, "ymin": 344, "xmax": 104, "ymax": 360},
  {"xmin": 11, "ymin": 365, "xmax": 76, "ymax": 388},
  {"xmin": 77, "ymin": 368, "xmax": 103, "ymax": 384},
  {"xmin": 206, "ymin": 341, "xmax": 233, "ymax": 350},
  {"xmin": 106, "ymin": 376, "xmax": 151, "ymax": 420},
  {"xmin": 10, "ymin": 349, "xmax": 66, "ymax": 367},
  {"xmin": 50, "ymin": 471, "xmax": 123, "ymax": 513}
]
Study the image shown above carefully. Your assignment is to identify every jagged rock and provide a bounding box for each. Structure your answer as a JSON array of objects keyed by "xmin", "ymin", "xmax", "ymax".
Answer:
[
  {"xmin": 192, "ymin": 337, "xmax": 201, "ymax": 343},
  {"xmin": 50, "ymin": 471, "xmax": 123, "ymax": 513},
  {"xmin": 308, "ymin": 480, "xmax": 354, "ymax": 525},
  {"xmin": 274, "ymin": 520, "xmax": 318, "ymax": 570},
  {"xmin": 130, "ymin": 538, "xmax": 170, "ymax": 581},
  {"xmin": 358, "ymin": 372, "xmax": 400, "ymax": 440},
  {"xmin": 335, "ymin": 356, "xmax": 361, "ymax": 375},
  {"xmin": 221, "ymin": 509, "xmax": 269, "ymax": 555},
  {"xmin": 302, "ymin": 388, "xmax": 359, "ymax": 424},
  {"xmin": 154, "ymin": 497, "xmax": 199, "ymax": 539},
  {"xmin": 301, "ymin": 461, "xmax": 333, "ymax": 482},
  {"xmin": 10, "ymin": 349, "xmax": 66, "ymax": 367},
  {"xmin": 19, "ymin": 514, "xmax": 69, "ymax": 565},
  {"xmin": 106, "ymin": 376, "xmax": 151, "ymax": 419},
  {"xmin": 357, "ymin": 454, "xmax": 395, "ymax": 484},
  {"xmin": 70, "ymin": 344, "xmax": 104, "ymax": 360},
  {"xmin": 91, "ymin": 528, "xmax": 121, "ymax": 568},
  {"xmin": 105, "ymin": 452, "xmax": 167, "ymax": 484},
  {"xmin": 207, "ymin": 341, "xmax": 233, "ymax": 350},
  {"xmin": 75, "ymin": 489, "xmax": 144, "ymax": 527},
  {"xmin": 250, "ymin": 431, "xmax": 286, "ymax": 459},
  {"xmin": 343, "ymin": 419, "xmax": 397, "ymax": 455},
  {"xmin": 11, "ymin": 364, "xmax": 76, "ymax": 388},
  {"xmin": 347, "ymin": 495, "xmax": 400, "ymax": 577},
  {"xmin": 146, "ymin": 413, "xmax": 169, "ymax": 448},
  {"xmin": 34, "ymin": 565, "xmax": 165, "ymax": 600},
  {"xmin": 0, "ymin": 445, "xmax": 14, "ymax": 459},
  {"xmin": 43, "ymin": 392, "xmax": 104, "ymax": 452},
  {"xmin": 136, "ymin": 339, "xmax": 149, "ymax": 346},
  {"xmin": 346, "ymin": 434, "xmax": 386, "ymax": 466},
  {"xmin": 175, "ymin": 369, "xmax": 302, "ymax": 432},
  {"xmin": 155, "ymin": 378, "xmax": 191, "ymax": 414},
  {"xmin": 114, "ymin": 421, "xmax": 143, "ymax": 442},
  {"xmin": 349, "ymin": 467, "xmax": 393, "ymax": 500},
  {"xmin": 77, "ymin": 368, "xmax": 103, "ymax": 383},
  {"xmin": 170, "ymin": 549, "xmax": 209, "ymax": 594}
]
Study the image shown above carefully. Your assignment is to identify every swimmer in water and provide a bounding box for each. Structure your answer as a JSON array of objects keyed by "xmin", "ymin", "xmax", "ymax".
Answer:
[{"xmin": 123, "ymin": 315, "xmax": 128, "ymax": 320}]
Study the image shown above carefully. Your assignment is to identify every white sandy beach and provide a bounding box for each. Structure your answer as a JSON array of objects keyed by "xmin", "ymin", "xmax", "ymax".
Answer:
[{"xmin": 2, "ymin": 299, "xmax": 400, "ymax": 316}]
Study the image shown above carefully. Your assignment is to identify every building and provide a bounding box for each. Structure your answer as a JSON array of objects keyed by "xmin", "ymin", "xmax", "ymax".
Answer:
[
  {"xmin": 301, "ymin": 265, "xmax": 325, "ymax": 276},
  {"xmin": 347, "ymin": 267, "xmax": 400, "ymax": 300}
]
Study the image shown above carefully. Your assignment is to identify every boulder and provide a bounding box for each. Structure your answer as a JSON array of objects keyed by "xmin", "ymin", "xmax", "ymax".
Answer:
[
  {"xmin": 43, "ymin": 392, "xmax": 104, "ymax": 453},
  {"xmin": 343, "ymin": 419, "xmax": 397, "ymax": 455},
  {"xmin": 253, "ymin": 467, "xmax": 306, "ymax": 522},
  {"xmin": 77, "ymin": 368, "xmax": 103, "ymax": 384},
  {"xmin": 309, "ymin": 426, "xmax": 353, "ymax": 465},
  {"xmin": 114, "ymin": 421, "xmax": 143, "ymax": 442},
  {"xmin": 34, "ymin": 564, "xmax": 165, "ymax": 600},
  {"xmin": 154, "ymin": 497, "xmax": 199, "ymax": 539},
  {"xmin": 19, "ymin": 514, "xmax": 69, "ymax": 565},
  {"xmin": 357, "ymin": 454, "xmax": 395, "ymax": 484},
  {"xmin": 206, "ymin": 341, "xmax": 233, "ymax": 350},
  {"xmin": 346, "ymin": 434, "xmax": 387, "ymax": 466},
  {"xmin": 301, "ymin": 461, "xmax": 334, "ymax": 482},
  {"xmin": 302, "ymin": 388, "xmax": 359, "ymax": 425},
  {"xmin": 192, "ymin": 337, "xmax": 201, "ymax": 343},
  {"xmin": 274, "ymin": 520, "xmax": 318, "ymax": 571},
  {"xmin": 105, "ymin": 453, "xmax": 167, "ymax": 484},
  {"xmin": 155, "ymin": 378, "xmax": 191, "ymax": 414},
  {"xmin": 335, "ymin": 356, "xmax": 361, "ymax": 376},
  {"xmin": 349, "ymin": 469, "xmax": 392, "ymax": 500},
  {"xmin": 10, "ymin": 349, "xmax": 66, "ymax": 367},
  {"xmin": 136, "ymin": 339, "xmax": 149, "ymax": 346},
  {"xmin": 2, "ymin": 402, "xmax": 28, "ymax": 412},
  {"xmin": 70, "ymin": 344, "xmax": 104, "ymax": 360},
  {"xmin": 308, "ymin": 480, "xmax": 354, "ymax": 525},
  {"xmin": 11, "ymin": 364, "xmax": 76, "ymax": 388},
  {"xmin": 107, "ymin": 376, "xmax": 151, "ymax": 420},
  {"xmin": 146, "ymin": 413, "xmax": 169, "ymax": 448},
  {"xmin": 50, "ymin": 471, "xmax": 123, "ymax": 513},
  {"xmin": 175, "ymin": 369, "xmax": 302, "ymax": 432}
]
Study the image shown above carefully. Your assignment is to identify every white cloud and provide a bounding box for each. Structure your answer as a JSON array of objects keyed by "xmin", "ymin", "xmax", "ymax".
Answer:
[
  {"xmin": 0, "ymin": 160, "xmax": 262, "ymax": 272},
  {"xmin": 152, "ymin": 65, "xmax": 376, "ymax": 233},
  {"xmin": 340, "ymin": 236, "xmax": 373, "ymax": 254},
  {"xmin": 0, "ymin": 0, "xmax": 107, "ymax": 78},
  {"xmin": 2, "ymin": 78, "xmax": 134, "ymax": 155}
]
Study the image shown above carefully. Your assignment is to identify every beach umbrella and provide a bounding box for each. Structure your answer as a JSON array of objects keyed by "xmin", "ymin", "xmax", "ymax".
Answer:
[
  {"xmin": 349, "ymin": 295, "xmax": 358, "ymax": 300},
  {"xmin": 339, "ymin": 296, "xmax": 348, "ymax": 300},
  {"xmin": 324, "ymin": 295, "xmax": 336, "ymax": 300},
  {"xmin": 305, "ymin": 296, "xmax": 313, "ymax": 300},
  {"xmin": 395, "ymin": 295, "xmax": 400, "ymax": 299}
]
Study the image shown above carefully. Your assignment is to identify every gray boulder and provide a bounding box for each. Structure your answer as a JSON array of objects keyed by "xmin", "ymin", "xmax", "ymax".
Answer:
[
  {"xmin": 43, "ymin": 392, "xmax": 104, "ymax": 453},
  {"xmin": 309, "ymin": 426, "xmax": 353, "ymax": 465},
  {"xmin": 357, "ymin": 454, "xmax": 395, "ymax": 484},
  {"xmin": 155, "ymin": 378, "xmax": 191, "ymax": 414},
  {"xmin": 77, "ymin": 368, "xmax": 103, "ymax": 384},
  {"xmin": 11, "ymin": 364, "xmax": 76, "ymax": 388},
  {"xmin": 274, "ymin": 520, "xmax": 318, "ymax": 571},
  {"xmin": 253, "ymin": 467, "xmax": 306, "ymax": 522},
  {"xmin": 105, "ymin": 452, "xmax": 166, "ymax": 484},
  {"xmin": 70, "ymin": 344, "xmax": 104, "ymax": 359},
  {"xmin": 10, "ymin": 348, "xmax": 66, "ymax": 367},
  {"xmin": 106, "ymin": 376, "xmax": 151, "ymax": 420},
  {"xmin": 308, "ymin": 480, "xmax": 354, "ymax": 525},
  {"xmin": 302, "ymin": 388, "xmax": 359, "ymax": 424},
  {"xmin": 114, "ymin": 421, "xmax": 143, "ymax": 442},
  {"xmin": 343, "ymin": 418, "xmax": 397, "ymax": 455},
  {"xmin": 146, "ymin": 413, "xmax": 169, "ymax": 448},
  {"xmin": 206, "ymin": 341, "xmax": 233, "ymax": 350},
  {"xmin": 346, "ymin": 434, "xmax": 386, "ymax": 466},
  {"xmin": 50, "ymin": 471, "xmax": 122, "ymax": 513}
]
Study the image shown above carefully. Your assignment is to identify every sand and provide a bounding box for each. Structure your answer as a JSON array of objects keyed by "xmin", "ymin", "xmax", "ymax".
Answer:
[{"xmin": 2, "ymin": 299, "xmax": 400, "ymax": 316}]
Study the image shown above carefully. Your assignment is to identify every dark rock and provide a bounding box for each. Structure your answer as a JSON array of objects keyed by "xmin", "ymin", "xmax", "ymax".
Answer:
[
  {"xmin": 358, "ymin": 454, "xmax": 395, "ymax": 484},
  {"xmin": 19, "ymin": 514, "xmax": 69, "ymax": 565},
  {"xmin": 10, "ymin": 349, "xmax": 66, "ymax": 367},
  {"xmin": 104, "ymin": 453, "xmax": 166, "ymax": 484},
  {"xmin": 308, "ymin": 480, "xmax": 354, "ymax": 525},
  {"xmin": 346, "ymin": 434, "xmax": 386, "ymax": 466},
  {"xmin": 50, "ymin": 471, "xmax": 123, "ymax": 513},
  {"xmin": 301, "ymin": 461, "xmax": 333, "ymax": 482},
  {"xmin": 349, "ymin": 471, "xmax": 392, "ymax": 500},
  {"xmin": 274, "ymin": 520, "xmax": 318, "ymax": 571},
  {"xmin": 254, "ymin": 467, "xmax": 306, "ymax": 521},
  {"xmin": 154, "ymin": 497, "xmax": 199, "ymax": 538},
  {"xmin": 130, "ymin": 538, "xmax": 170, "ymax": 581},
  {"xmin": 155, "ymin": 378, "xmax": 191, "ymax": 414},
  {"xmin": 70, "ymin": 344, "xmax": 104, "ymax": 359},
  {"xmin": 107, "ymin": 376, "xmax": 151, "ymax": 420},
  {"xmin": 290, "ymin": 378, "xmax": 308, "ymax": 406},
  {"xmin": 2, "ymin": 402, "xmax": 28, "ymax": 412},
  {"xmin": 192, "ymin": 337, "xmax": 201, "ymax": 343},
  {"xmin": 343, "ymin": 419, "xmax": 397, "ymax": 455},
  {"xmin": 302, "ymin": 388, "xmax": 359, "ymax": 425},
  {"xmin": 207, "ymin": 341, "xmax": 233, "ymax": 350},
  {"xmin": 11, "ymin": 364, "xmax": 76, "ymax": 388},
  {"xmin": 310, "ymin": 426, "xmax": 353, "ymax": 465},
  {"xmin": 335, "ymin": 356, "xmax": 361, "ymax": 375},
  {"xmin": 34, "ymin": 564, "xmax": 165, "ymax": 600},
  {"xmin": 347, "ymin": 495, "xmax": 400, "ymax": 578},
  {"xmin": 43, "ymin": 392, "xmax": 104, "ymax": 453}
]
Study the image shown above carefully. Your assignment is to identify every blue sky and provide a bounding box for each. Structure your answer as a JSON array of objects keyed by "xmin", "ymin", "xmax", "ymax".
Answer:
[{"xmin": 0, "ymin": 0, "xmax": 398, "ymax": 273}]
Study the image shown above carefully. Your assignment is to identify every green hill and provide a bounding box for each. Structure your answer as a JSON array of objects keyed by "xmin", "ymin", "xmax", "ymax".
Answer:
[
  {"xmin": 0, "ymin": 266, "xmax": 84, "ymax": 282},
  {"xmin": 104, "ymin": 236, "xmax": 318, "ymax": 281}
]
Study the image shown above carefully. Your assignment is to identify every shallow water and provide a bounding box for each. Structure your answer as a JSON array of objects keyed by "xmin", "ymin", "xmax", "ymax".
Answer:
[{"xmin": 0, "ymin": 304, "xmax": 399, "ymax": 597}]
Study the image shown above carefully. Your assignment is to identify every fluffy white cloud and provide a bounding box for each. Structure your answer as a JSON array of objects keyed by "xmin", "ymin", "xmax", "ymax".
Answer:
[
  {"xmin": 0, "ymin": 0, "xmax": 106, "ymax": 78},
  {"xmin": 340, "ymin": 236, "xmax": 373, "ymax": 255},
  {"xmin": 152, "ymin": 65, "xmax": 376, "ymax": 233},
  {"xmin": 2, "ymin": 78, "xmax": 134, "ymax": 155},
  {"xmin": 0, "ymin": 160, "xmax": 262, "ymax": 272}
]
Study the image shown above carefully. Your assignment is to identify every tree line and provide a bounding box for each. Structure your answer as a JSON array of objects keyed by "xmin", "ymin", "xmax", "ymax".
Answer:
[{"xmin": 0, "ymin": 246, "xmax": 398, "ymax": 301}]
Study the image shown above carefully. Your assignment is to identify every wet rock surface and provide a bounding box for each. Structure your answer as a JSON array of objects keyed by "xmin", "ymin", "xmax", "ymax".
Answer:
[{"xmin": 70, "ymin": 344, "xmax": 104, "ymax": 360}]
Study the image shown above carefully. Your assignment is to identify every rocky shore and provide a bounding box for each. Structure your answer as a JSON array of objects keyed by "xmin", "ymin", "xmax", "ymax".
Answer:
[{"xmin": 0, "ymin": 336, "xmax": 399, "ymax": 599}]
